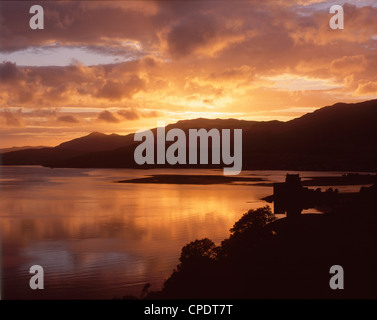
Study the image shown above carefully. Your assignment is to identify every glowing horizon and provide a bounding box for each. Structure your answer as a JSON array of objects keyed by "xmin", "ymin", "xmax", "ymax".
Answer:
[{"xmin": 1, "ymin": 1, "xmax": 377, "ymax": 148}]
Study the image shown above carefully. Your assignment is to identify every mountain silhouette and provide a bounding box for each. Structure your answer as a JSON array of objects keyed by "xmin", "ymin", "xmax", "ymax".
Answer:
[
  {"xmin": 0, "ymin": 146, "xmax": 47, "ymax": 153},
  {"xmin": 242, "ymin": 99, "xmax": 377, "ymax": 171},
  {"xmin": 1, "ymin": 99, "xmax": 377, "ymax": 171},
  {"xmin": 56, "ymin": 131, "xmax": 135, "ymax": 152}
]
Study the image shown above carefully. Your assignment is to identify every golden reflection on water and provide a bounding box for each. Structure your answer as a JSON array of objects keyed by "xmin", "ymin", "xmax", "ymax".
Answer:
[
  {"xmin": 1, "ymin": 167, "xmax": 368, "ymax": 299},
  {"xmin": 0, "ymin": 167, "xmax": 270, "ymax": 299}
]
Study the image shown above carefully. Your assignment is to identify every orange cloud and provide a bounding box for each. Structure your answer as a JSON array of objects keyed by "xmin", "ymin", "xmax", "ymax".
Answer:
[
  {"xmin": 117, "ymin": 108, "xmax": 140, "ymax": 121},
  {"xmin": 331, "ymin": 55, "xmax": 367, "ymax": 74},
  {"xmin": 57, "ymin": 115, "xmax": 80, "ymax": 123},
  {"xmin": 354, "ymin": 81, "xmax": 377, "ymax": 96},
  {"xmin": 97, "ymin": 110, "xmax": 120, "ymax": 123},
  {"xmin": 1, "ymin": 1, "xmax": 377, "ymax": 147},
  {"xmin": 97, "ymin": 76, "xmax": 145, "ymax": 101},
  {"xmin": 0, "ymin": 108, "xmax": 24, "ymax": 127}
]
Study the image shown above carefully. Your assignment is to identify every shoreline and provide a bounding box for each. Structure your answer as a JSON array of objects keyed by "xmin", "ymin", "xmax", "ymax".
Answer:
[
  {"xmin": 117, "ymin": 172, "xmax": 376, "ymax": 186},
  {"xmin": 117, "ymin": 174, "xmax": 265, "ymax": 185}
]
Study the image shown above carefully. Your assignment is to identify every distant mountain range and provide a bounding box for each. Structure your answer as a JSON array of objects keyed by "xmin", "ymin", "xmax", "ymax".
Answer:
[
  {"xmin": 0, "ymin": 146, "xmax": 47, "ymax": 153},
  {"xmin": 1, "ymin": 100, "xmax": 377, "ymax": 171}
]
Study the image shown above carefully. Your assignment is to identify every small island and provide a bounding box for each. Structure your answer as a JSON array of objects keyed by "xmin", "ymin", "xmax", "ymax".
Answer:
[{"xmin": 117, "ymin": 174, "xmax": 265, "ymax": 185}]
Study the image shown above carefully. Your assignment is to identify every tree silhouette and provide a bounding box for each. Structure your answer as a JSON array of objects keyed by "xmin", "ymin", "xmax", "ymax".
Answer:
[
  {"xmin": 177, "ymin": 238, "xmax": 218, "ymax": 270},
  {"xmin": 229, "ymin": 205, "xmax": 275, "ymax": 236},
  {"xmin": 220, "ymin": 206, "xmax": 276, "ymax": 259}
]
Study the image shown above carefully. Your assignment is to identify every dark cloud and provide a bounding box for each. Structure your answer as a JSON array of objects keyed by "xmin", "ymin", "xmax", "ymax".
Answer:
[
  {"xmin": 97, "ymin": 80, "xmax": 126, "ymax": 101},
  {"xmin": 44, "ymin": 84, "xmax": 70, "ymax": 101},
  {"xmin": 0, "ymin": 61, "xmax": 21, "ymax": 82},
  {"xmin": 97, "ymin": 110, "xmax": 120, "ymax": 123},
  {"xmin": 27, "ymin": 63, "xmax": 96, "ymax": 87},
  {"xmin": 0, "ymin": 1, "xmax": 164, "ymax": 52},
  {"xmin": 117, "ymin": 108, "xmax": 160, "ymax": 120},
  {"xmin": 1, "ymin": 0, "xmax": 377, "ymax": 148},
  {"xmin": 97, "ymin": 75, "xmax": 145, "ymax": 101},
  {"xmin": 57, "ymin": 115, "xmax": 79, "ymax": 123},
  {"xmin": 166, "ymin": 14, "xmax": 218, "ymax": 58},
  {"xmin": 17, "ymin": 89, "xmax": 35, "ymax": 103},
  {"xmin": 117, "ymin": 109, "xmax": 140, "ymax": 121}
]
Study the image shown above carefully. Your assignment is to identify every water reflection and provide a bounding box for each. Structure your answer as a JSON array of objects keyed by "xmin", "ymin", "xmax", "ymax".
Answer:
[
  {"xmin": 1, "ymin": 167, "xmax": 270, "ymax": 299},
  {"xmin": 0, "ymin": 167, "xmax": 367, "ymax": 299}
]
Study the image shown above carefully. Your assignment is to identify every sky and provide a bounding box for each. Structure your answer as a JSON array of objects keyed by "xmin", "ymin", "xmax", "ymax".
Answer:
[{"xmin": 0, "ymin": 0, "xmax": 377, "ymax": 148}]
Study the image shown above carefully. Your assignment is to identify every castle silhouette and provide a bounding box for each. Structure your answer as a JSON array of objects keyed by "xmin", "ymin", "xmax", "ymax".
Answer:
[{"xmin": 273, "ymin": 174, "xmax": 341, "ymax": 218}]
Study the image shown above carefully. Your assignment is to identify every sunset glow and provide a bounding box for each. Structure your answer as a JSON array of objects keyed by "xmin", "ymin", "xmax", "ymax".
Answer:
[{"xmin": 1, "ymin": 0, "xmax": 377, "ymax": 147}]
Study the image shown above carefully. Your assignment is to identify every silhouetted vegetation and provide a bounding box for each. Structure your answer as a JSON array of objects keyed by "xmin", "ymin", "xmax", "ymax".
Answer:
[{"xmin": 147, "ymin": 183, "xmax": 377, "ymax": 299}]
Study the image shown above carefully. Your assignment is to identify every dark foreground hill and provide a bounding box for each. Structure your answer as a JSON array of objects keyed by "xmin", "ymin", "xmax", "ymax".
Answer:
[{"xmin": 1, "ymin": 99, "xmax": 377, "ymax": 171}]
